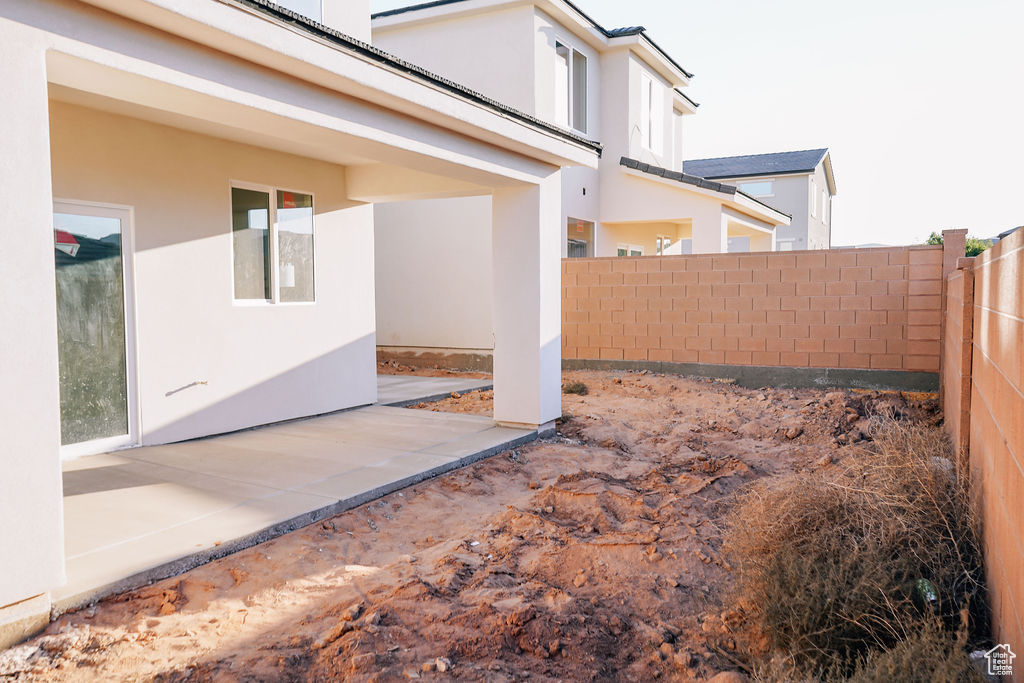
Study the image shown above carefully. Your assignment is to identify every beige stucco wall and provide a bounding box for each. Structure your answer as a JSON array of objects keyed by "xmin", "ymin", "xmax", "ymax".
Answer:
[
  {"xmin": 732, "ymin": 163, "xmax": 832, "ymax": 251},
  {"xmin": 371, "ymin": 4, "xmax": 604, "ymax": 354},
  {"xmin": 0, "ymin": 19, "xmax": 66, "ymax": 612},
  {"xmin": 372, "ymin": 6, "xmax": 537, "ymax": 114},
  {"xmin": 323, "ymin": 0, "xmax": 370, "ymax": 42},
  {"xmin": 808, "ymin": 163, "xmax": 833, "ymax": 248},
  {"xmin": 49, "ymin": 101, "xmax": 377, "ymax": 446},
  {"xmin": 625, "ymin": 53, "xmax": 677, "ymax": 169},
  {"xmin": 374, "ymin": 197, "xmax": 494, "ymax": 350}
]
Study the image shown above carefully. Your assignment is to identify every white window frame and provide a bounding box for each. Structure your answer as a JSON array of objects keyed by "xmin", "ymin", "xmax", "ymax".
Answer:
[
  {"xmin": 810, "ymin": 178, "xmax": 818, "ymax": 218},
  {"xmin": 555, "ymin": 39, "xmax": 588, "ymax": 135},
  {"xmin": 656, "ymin": 235, "xmax": 674, "ymax": 256},
  {"xmin": 617, "ymin": 242, "xmax": 644, "ymax": 257},
  {"xmin": 640, "ymin": 71, "xmax": 664, "ymax": 154},
  {"xmin": 229, "ymin": 180, "xmax": 317, "ymax": 306}
]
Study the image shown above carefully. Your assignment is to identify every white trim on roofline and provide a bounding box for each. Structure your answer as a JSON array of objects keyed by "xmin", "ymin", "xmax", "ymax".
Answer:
[{"xmin": 372, "ymin": 0, "xmax": 693, "ymax": 88}]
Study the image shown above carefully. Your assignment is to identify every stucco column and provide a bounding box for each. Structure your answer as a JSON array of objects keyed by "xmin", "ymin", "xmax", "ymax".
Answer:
[
  {"xmin": 691, "ymin": 205, "xmax": 728, "ymax": 254},
  {"xmin": 941, "ymin": 229, "xmax": 968, "ymax": 278},
  {"xmin": 0, "ymin": 33, "xmax": 66, "ymax": 637},
  {"xmin": 749, "ymin": 232, "xmax": 775, "ymax": 252},
  {"xmin": 491, "ymin": 172, "xmax": 562, "ymax": 430}
]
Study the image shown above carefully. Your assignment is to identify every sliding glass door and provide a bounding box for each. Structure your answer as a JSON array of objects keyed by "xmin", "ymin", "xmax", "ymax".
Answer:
[{"xmin": 53, "ymin": 201, "xmax": 136, "ymax": 457}]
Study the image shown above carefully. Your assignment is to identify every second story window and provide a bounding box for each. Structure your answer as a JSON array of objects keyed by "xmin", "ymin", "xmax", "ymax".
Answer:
[
  {"xmin": 277, "ymin": 0, "xmax": 322, "ymax": 23},
  {"xmin": 640, "ymin": 72, "xmax": 663, "ymax": 154},
  {"xmin": 555, "ymin": 41, "xmax": 588, "ymax": 134},
  {"xmin": 739, "ymin": 180, "xmax": 774, "ymax": 197},
  {"xmin": 810, "ymin": 178, "xmax": 819, "ymax": 218}
]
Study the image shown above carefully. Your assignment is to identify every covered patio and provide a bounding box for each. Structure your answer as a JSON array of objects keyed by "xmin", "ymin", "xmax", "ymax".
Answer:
[
  {"xmin": 58, "ymin": 375, "xmax": 523, "ymax": 614},
  {"xmin": 0, "ymin": 0, "xmax": 596, "ymax": 645}
]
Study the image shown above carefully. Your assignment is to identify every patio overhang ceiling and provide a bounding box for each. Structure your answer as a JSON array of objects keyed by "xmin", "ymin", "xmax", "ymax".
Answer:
[{"xmin": 54, "ymin": 0, "xmax": 597, "ymax": 197}]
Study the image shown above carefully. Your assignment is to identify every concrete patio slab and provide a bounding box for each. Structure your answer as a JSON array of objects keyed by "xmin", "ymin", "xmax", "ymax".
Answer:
[
  {"xmin": 376, "ymin": 374, "xmax": 492, "ymax": 406},
  {"xmin": 56, "ymin": 393, "xmax": 530, "ymax": 616}
]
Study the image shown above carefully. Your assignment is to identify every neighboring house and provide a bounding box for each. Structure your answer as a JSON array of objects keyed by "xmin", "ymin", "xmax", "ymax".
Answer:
[
  {"xmin": 0, "ymin": 0, "xmax": 596, "ymax": 639},
  {"xmin": 684, "ymin": 149, "xmax": 837, "ymax": 251},
  {"xmin": 369, "ymin": 0, "xmax": 791, "ymax": 362}
]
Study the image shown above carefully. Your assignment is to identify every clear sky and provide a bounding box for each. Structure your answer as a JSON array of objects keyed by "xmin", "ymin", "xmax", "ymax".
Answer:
[{"xmin": 369, "ymin": 0, "xmax": 1024, "ymax": 246}]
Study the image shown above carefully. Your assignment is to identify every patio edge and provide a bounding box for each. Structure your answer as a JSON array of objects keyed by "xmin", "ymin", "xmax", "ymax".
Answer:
[{"xmin": 50, "ymin": 429, "xmax": 537, "ymax": 618}]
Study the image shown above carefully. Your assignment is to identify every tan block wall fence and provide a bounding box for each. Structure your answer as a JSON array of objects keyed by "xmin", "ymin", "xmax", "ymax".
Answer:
[
  {"xmin": 562, "ymin": 245, "xmax": 944, "ymax": 373},
  {"xmin": 943, "ymin": 227, "xmax": 1024, "ymax": 658},
  {"xmin": 941, "ymin": 253, "xmax": 974, "ymax": 469}
]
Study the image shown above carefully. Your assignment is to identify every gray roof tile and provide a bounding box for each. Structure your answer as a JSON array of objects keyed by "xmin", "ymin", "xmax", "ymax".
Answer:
[{"xmin": 683, "ymin": 149, "xmax": 828, "ymax": 180}]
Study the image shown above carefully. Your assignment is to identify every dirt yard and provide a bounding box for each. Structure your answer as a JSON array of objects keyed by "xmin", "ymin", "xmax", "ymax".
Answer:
[{"xmin": 0, "ymin": 370, "xmax": 938, "ymax": 682}]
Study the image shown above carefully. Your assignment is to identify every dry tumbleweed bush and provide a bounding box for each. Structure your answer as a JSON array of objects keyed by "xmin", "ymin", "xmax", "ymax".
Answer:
[{"xmin": 724, "ymin": 418, "xmax": 987, "ymax": 680}]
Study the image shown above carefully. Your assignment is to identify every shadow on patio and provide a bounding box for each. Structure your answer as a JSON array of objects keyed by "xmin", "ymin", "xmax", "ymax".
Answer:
[{"xmin": 58, "ymin": 375, "xmax": 524, "ymax": 614}]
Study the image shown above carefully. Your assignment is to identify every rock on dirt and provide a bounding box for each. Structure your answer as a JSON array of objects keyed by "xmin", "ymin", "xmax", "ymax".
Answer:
[{"xmin": 707, "ymin": 672, "xmax": 749, "ymax": 683}]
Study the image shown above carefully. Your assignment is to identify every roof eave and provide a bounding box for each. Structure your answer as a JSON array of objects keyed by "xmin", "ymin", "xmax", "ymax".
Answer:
[
  {"xmin": 373, "ymin": 0, "xmax": 694, "ymax": 83},
  {"xmin": 619, "ymin": 157, "xmax": 791, "ymax": 225},
  {"xmin": 822, "ymin": 152, "xmax": 837, "ymax": 196},
  {"xmin": 673, "ymin": 88, "xmax": 700, "ymax": 112},
  {"xmin": 234, "ymin": 0, "xmax": 601, "ymax": 155},
  {"xmin": 696, "ymin": 169, "xmax": 817, "ymax": 181}
]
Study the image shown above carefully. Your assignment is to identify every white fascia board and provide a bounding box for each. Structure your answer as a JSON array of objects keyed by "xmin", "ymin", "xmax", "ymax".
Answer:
[
  {"xmin": 730, "ymin": 193, "xmax": 791, "ymax": 226},
  {"xmin": 375, "ymin": 0, "xmax": 606, "ymax": 50},
  {"xmin": 822, "ymin": 153, "xmax": 837, "ymax": 196},
  {"xmin": 606, "ymin": 37, "xmax": 691, "ymax": 88},
  {"xmin": 723, "ymin": 206, "xmax": 776, "ymax": 234},
  {"xmin": 532, "ymin": 0, "xmax": 609, "ymax": 50},
  {"xmin": 373, "ymin": 0, "xmax": 691, "ymax": 86},
  {"xmin": 672, "ymin": 90, "xmax": 698, "ymax": 115},
  {"xmin": 620, "ymin": 166, "xmax": 790, "ymax": 226},
  {"xmin": 74, "ymin": 0, "xmax": 599, "ymax": 172},
  {"xmin": 705, "ymin": 171, "xmax": 811, "ymax": 183},
  {"xmin": 373, "ymin": 0, "xmax": 524, "ymax": 30}
]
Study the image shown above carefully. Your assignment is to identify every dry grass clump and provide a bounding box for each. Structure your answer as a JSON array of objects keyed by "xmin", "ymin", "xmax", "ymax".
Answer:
[
  {"xmin": 563, "ymin": 381, "xmax": 589, "ymax": 395},
  {"xmin": 724, "ymin": 418, "xmax": 987, "ymax": 680},
  {"xmin": 846, "ymin": 624, "xmax": 982, "ymax": 682}
]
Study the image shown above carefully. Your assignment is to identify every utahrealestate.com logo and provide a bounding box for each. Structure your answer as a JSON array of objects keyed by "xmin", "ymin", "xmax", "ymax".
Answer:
[{"xmin": 983, "ymin": 644, "xmax": 1016, "ymax": 677}]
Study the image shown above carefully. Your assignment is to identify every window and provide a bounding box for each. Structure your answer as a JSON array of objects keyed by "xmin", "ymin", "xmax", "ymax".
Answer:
[
  {"xmin": 566, "ymin": 217, "xmax": 594, "ymax": 257},
  {"xmin": 277, "ymin": 190, "xmax": 315, "ymax": 302},
  {"xmin": 232, "ymin": 188, "xmax": 271, "ymax": 300},
  {"xmin": 617, "ymin": 243, "xmax": 644, "ymax": 257},
  {"xmin": 555, "ymin": 41, "xmax": 588, "ymax": 134},
  {"xmin": 231, "ymin": 184, "xmax": 315, "ymax": 303},
  {"xmin": 277, "ymin": 0, "xmax": 322, "ymax": 22},
  {"xmin": 810, "ymin": 179, "xmax": 818, "ymax": 218},
  {"xmin": 657, "ymin": 235, "xmax": 681, "ymax": 256},
  {"xmin": 739, "ymin": 180, "xmax": 774, "ymax": 197},
  {"xmin": 777, "ymin": 239, "xmax": 795, "ymax": 252},
  {"xmin": 640, "ymin": 72, "xmax": 664, "ymax": 153}
]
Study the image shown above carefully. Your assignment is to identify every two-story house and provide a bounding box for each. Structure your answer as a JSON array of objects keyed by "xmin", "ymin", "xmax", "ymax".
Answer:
[
  {"xmin": 0, "ymin": 0, "xmax": 598, "ymax": 641},
  {"xmin": 370, "ymin": 0, "xmax": 791, "ymax": 362},
  {"xmin": 684, "ymin": 149, "xmax": 837, "ymax": 251}
]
